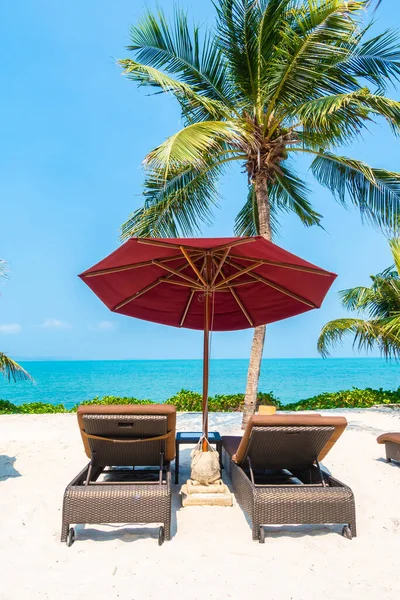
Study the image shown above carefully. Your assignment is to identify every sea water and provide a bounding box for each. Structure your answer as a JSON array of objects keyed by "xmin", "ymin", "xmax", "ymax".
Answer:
[{"xmin": 0, "ymin": 358, "xmax": 398, "ymax": 410}]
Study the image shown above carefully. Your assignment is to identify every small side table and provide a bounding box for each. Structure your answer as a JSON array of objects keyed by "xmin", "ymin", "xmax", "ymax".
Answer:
[{"xmin": 174, "ymin": 431, "xmax": 222, "ymax": 484}]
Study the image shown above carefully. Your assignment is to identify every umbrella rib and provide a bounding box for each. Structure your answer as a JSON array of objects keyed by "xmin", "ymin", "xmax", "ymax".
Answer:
[
  {"xmin": 180, "ymin": 290, "xmax": 195, "ymax": 327},
  {"xmin": 211, "ymin": 257, "xmax": 254, "ymax": 326},
  {"xmin": 112, "ymin": 262, "xmax": 195, "ymax": 311},
  {"xmin": 113, "ymin": 278, "xmax": 165, "ymax": 310},
  {"xmin": 165, "ymin": 279, "xmax": 200, "ymax": 289},
  {"xmin": 210, "ymin": 238, "xmax": 256, "ymax": 253},
  {"xmin": 226, "ymin": 254, "xmax": 332, "ymax": 276},
  {"xmin": 229, "ymin": 287, "xmax": 254, "ymax": 326},
  {"xmin": 214, "ymin": 262, "xmax": 264, "ymax": 289},
  {"xmin": 152, "ymin": 261, "xmax": 204, "ymax": 289},
  {"xmin": 180, "ymin": 247, "xmax": 208, "ymax": 287},
  {"xmin": 227, "ymin": 259, "xmax": 317, "ymax": 308},
  {"xmin": 211, "ymin": 247, "xmax": 231, "ymax": 287},
  {"xmin": 137, "ymin": 238, "xmax": 202, "ymax": 251},
  {"xmin": 83, "ymin": 254, "xmax": 186, "ymax": 278},
  {"xmin": 217, "ymin": 279, "xmax": 254, "ymax": 289}
]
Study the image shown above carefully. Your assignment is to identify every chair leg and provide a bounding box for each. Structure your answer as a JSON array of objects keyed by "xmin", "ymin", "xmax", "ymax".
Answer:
[
  {"xmin": 60, "ymin": 521, "xmax": 69, "ymax": 543},
  {"xmin": 252, "ymin": 522, "xmax": 259, "ymax": 541},
  {"xmin": 164, "ymin": 520, "xmax": 171, "ymax": 541}
]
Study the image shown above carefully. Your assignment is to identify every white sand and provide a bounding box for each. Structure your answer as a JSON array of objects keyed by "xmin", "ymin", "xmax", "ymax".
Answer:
[{"xmin": 1, "ymin": 408, "xmax": 400, "ymax": 600}]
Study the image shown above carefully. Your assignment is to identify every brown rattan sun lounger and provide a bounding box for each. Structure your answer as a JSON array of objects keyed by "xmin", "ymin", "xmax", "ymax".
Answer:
[
  {"xmin": 61, "ymin": 404, "xmax": 176, "ymax": 546},
  {"xmin": 377, "ymin": 432, "xmax": 400, "ymax": 464},
  {"xmin": 222, "ymin": 414, "xmax": 356, "ymax": 543}
]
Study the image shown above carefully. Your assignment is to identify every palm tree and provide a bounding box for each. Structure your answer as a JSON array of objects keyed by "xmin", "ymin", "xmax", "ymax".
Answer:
[
  {"xmin": 318, "ymin": 238, "xmax": 400, "ymax": 358},
  {"xmin": 119, "ymin": 0, "xmax": 400, "ymax": 426},
  {"xmin": 0, "ymin": 260, "xmax": 31, "ymax": 382}
]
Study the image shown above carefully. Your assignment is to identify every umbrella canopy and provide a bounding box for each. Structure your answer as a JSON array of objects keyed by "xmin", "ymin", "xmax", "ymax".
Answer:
[
  {"xmin": 80, "ymin": 236, "xmax": 336, "ymax": 438},
  {"xmin": 80, "ymin": 237, "xmax": 336, "ymax": 330}
]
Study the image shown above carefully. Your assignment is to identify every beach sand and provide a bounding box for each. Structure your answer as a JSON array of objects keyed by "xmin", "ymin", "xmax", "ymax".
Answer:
[{"xmin": 1, "ymin": 408, "xmax": 400, "ymax": 600}]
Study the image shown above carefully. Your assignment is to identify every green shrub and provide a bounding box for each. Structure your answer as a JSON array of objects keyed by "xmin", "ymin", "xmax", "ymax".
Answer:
[
  {"xmin": 282, "ymin": 387, "xmax": 400, "ymax": 411},
  {"xmin": 256, "ymin": 392, "xmax": 282, "ymax": 408},
  {"xmin": 0, "ymin": 399, "xmax": 19, "ymax": 414},
  {"xmin": 167, "ymin": 389, "xmax": 203, "ymax": 411},
  {"xmin": 18, "ymin": 402, "xmax": 66, "ymax": 414},
  {"xmin": 71, "ymin": 395, "xmax": 155, "ymax": 411},
  {"xmin": 1, "ymin": 387, "xmax": 399, "ymax": 415},
  {"xmin": 0, "ymin": 399, "xmax": 66, "ymax": 414},
  {"xmin": 167, "ymin": 389, "xmax": 282, "ymax": 412}
]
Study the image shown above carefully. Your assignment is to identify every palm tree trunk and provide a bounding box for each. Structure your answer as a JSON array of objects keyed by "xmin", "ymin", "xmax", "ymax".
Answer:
[{"xmin": 241, "ymin": 173, "xmax": 271, "ymax": 428}]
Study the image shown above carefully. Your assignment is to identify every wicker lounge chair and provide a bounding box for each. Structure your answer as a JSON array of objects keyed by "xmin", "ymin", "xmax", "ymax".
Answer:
[
  {"xmin": 61, "ymin": 404, "xmax": 176, "ymax": 546},
  {"xmin": 377, "ymin": 432, "xmax": 400, "ymax": 464},
  {"xmin": 222, "ymin": 414, "xmax": 356, "ymax": 543}
]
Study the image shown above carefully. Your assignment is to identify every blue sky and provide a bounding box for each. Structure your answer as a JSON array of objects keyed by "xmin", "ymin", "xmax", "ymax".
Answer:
[{"xmin": 0, "ymin": 0, "xmax": 399, "ymax": 360}]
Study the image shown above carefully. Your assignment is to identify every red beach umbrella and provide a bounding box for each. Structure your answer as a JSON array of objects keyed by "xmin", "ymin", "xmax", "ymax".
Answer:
[{"xmin": 80, "ymin": 236, "xmax": 336, "ymax": 439}]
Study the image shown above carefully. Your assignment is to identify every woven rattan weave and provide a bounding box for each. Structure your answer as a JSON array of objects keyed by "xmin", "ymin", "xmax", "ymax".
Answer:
[
  {"xmin": 61, "ymin": 410, "xmax": 174, "ymax": 545},
  {"xmin": 223, "ymin": 423, "xmax": 356, "ymax": 542}
]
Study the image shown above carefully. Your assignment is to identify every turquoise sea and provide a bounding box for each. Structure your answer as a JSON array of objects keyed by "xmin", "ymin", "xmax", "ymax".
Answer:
[{"xmin": 0, "ymin": 358, "xmax": 398, "ymax": 410}]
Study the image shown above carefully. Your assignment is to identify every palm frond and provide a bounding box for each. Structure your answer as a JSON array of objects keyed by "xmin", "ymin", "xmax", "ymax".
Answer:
[
  {"xmin": 317, "ymin": 317, "xmax": 399, "ymax": 358},
  {"xmin": 215, "ymin": 0, "xmax": 261, "ymax": 101},
  {"xmin": 234, "ymin": 162, "xmax": 322, "ymax": 237},
  {"xmin": 389, "ymin": 237, "xmax": 400, "ymax": 274},
  {"xmin": 119, "ymin": 59, "xmax": 231, "ymax": 121},
  {"xmin": 343, "ymin": 29, "xmax": 400, "ymax": 93},
  {"xmin": 125, "ymin": 7, "xmax": 234, "ymax": 110},
  {"xmin": 0, "ymin": 260, "xmax": 8, "ymax": 281},
  {"xmin": 295, "ymin": 90, "xmax": 400, "ymax": 146},
  {"xmin": 144, "ymin": 121, "xmax": 246, "ymax": 177},
  {"xmin": 271, "ymin": 164, "xmax": 322, "ymax": 227},
  {"xmin": 0, "ymin": 353, "xmax": 32, "ymax": 382},
  {"xmin": 234, "ymin": 184, "xmax": 259, "ymax": 237},
  {"xmin": 121, "ymin": 151, "xmax": 239, "ymax": 239},
  {"xmin": 379, "ymin": 312, "xmax": 400, "ymax": 344},
  {"xmin": 320, "ymin": 234, "xmax": 400, "ymax": 359},
  {"xmin": 339, "ymin": 285, "xmax": 377, "ymax": 311},
  {"xmin": 263, "ymin": 1, "xmax": 366, "ymax": 115},
  {"xmin": 309, "ymin": 150, "xmax": 400, "ymax": 229},
  {"xmin": 256, "ymin": 0, "xmax": 293, "ymax": 113}
]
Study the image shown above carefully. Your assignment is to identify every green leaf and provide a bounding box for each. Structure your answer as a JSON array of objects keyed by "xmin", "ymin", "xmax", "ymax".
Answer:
[
  {"xmin": 343, "ymin": 29, "xmax": 400, "ymax": 93},
  {"xmin": 215, "ymin": 0, "xmax": 261, "ymax": 101},
  {"xmin": 263, "ymin": 1, "xmax": 366, "ymax": 115},
  {"xmin": 317, "ymin": 317, "xmax": 394, "ymax": 358},
  {"xmin": 295, "ymin": 90, "xmax": 400, "ymax": 147},
  {"xmin": 234, "ymin": 185, "xmax": 259, "ymax": 237},
  {"xmin": 271, "ymin": 164, "xmax": 322, "ymax": 227},
  {"xmin": 0, "ymin": 259, "xmax": 8, "ymax": 281},
  {"xmin": 0, "ymin": 353, "xmax": 32, "ymax": 383},
  {"xmin": 125, "ymin": 7, "xmax": 234, "ymax": 109},
  {"xmin": 121, "ymin": 155, "xmax": 232, "ymax": 239},
  {"xmin": 319, "ymin": 235, "xmax": 400, "ymax": 359},
  {"xmin": 144, "ymin": 120, "xmax": 246, "ymax": 177},
  {"xmin": 310, "ymin": 151, "xmax": 400, "ymax": 229},
  {"xmin": 118, "ymin": 59, "xmax": 230, "ymax": 121}
]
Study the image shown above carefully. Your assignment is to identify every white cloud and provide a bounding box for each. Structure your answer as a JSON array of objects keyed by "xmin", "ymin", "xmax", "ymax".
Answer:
[
  {"xmin": 89, "ymin": 320, "xmax": 115, "ymax": 332},
  {"xmin": 0, "ymin": 323, "xmax": 22, "ymax": 334},
  {"xmin": 39, "ymin": 318, "xmax": 71, "ymax": 330}
]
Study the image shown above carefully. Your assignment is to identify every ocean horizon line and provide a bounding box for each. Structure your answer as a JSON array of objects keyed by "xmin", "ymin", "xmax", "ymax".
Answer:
[{"xmin": 14, "ymin": 356, "xmax": 386, "ymax": 362}]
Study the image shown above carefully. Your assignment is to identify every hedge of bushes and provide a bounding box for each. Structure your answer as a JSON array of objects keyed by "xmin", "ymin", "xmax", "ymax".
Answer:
[{"xmin": 1, "ymin": 387, "xmax": 400, "ymax": 414}]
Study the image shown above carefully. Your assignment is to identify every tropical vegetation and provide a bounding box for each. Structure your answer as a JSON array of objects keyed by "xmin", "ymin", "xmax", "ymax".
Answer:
[
  {"xmin": 318, "ymin": 238, "xmax": 400, "ymax": 357},
  {"xmin": 118, "ymin": 0, "xmax": 400, "ymax": 426},
  {"xmin": 0, "ymin": 260, "xmax": 31, "ymax": 382},
  {"xmin": 1, "ymin": 386, "xmax": 399, "ymax": 414}
]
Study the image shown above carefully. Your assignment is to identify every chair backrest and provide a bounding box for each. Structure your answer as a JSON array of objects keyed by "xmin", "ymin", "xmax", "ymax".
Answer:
[
  {"xmin": 234, "ymin": 414, "xmax": 347, "ymax": 469},
  {"xmin": 77, "ymin": 404, "xmax": 176, "ymax": 466}
]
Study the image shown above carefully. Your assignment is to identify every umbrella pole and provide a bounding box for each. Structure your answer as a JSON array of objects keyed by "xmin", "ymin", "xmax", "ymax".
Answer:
[{"xmin": 202, "ymin": 289, "xmax": 210, "ymax": 450}]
